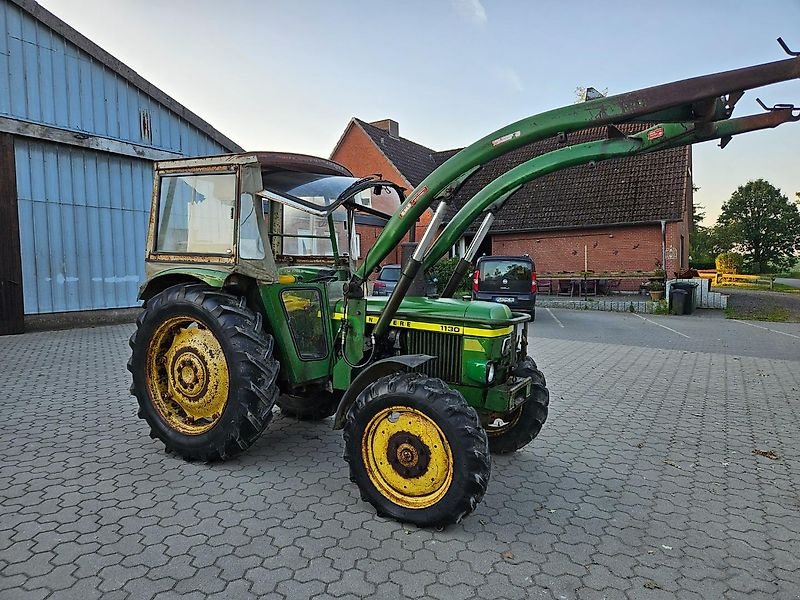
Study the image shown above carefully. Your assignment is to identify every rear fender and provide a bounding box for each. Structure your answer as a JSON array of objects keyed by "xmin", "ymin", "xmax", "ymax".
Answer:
[
  {"xmin": 139, "ymin": 269, "xmax": 254, "ymax": 301},
  {"xmin": 332, "ymin": 354, "xmax": 434, "ymax": 430}
]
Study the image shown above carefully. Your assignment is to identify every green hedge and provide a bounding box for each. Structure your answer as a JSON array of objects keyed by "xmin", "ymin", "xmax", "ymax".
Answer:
[
  {"xmin": 716, "ymin": 252, "xmax": 744, "ymax": 274},
  {"xmin": 428, "ymin": 258, "xmax": 471, "ymax": 295}
]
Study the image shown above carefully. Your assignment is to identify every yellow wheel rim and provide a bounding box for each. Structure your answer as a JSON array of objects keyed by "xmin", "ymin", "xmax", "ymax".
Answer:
[
  {"xmin": 361, "ymin": 406, "xmax": 453, "ymax": 509},
  {"xmin": 145, "ymin": 316, "xmax": 230, "ymax": 435}
]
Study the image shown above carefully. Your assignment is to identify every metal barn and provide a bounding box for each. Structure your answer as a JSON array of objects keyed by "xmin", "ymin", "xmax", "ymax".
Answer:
[{"xmin": 0, "ymin": 0, "xmax": 242, "ymax": 334}]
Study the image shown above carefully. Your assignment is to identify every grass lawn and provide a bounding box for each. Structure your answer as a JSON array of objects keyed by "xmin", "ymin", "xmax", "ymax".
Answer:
[
  {"xmin": 724, "ymin": 305, "xmax": 794, "ymax": 322},
  {"xmin": 715, "ymin": 284, "xmax": 800, "ymax": 323}
]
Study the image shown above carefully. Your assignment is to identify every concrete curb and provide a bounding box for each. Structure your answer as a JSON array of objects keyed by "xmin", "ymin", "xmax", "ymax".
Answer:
[{"xmin": 24, "ymin": 307, "xmax": 141, "ymax": 332}]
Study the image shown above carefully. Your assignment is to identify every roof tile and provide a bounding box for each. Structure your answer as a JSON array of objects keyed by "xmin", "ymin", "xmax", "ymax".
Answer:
[
  {"xmin": 356, "ymin": 119, "xmax": 439, "ymax": 187},
  {"xmin": 359, "ymin": 121, "xmax": 690, "ymax": 231}
]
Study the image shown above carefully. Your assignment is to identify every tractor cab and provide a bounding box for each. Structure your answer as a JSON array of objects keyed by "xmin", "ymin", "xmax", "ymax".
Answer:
[
  {"xmin": 143, "ymin": 152, "xmax": 408, "ymax": 399},
  {"xmin": 146, "ymin": 151, "xmax": 403, "ymax": 283}
]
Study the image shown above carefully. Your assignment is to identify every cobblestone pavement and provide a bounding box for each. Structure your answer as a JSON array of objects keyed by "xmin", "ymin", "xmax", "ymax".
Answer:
[{"xmin": 1, "ymin": 322, "xmax": 799, "ymax": 600}]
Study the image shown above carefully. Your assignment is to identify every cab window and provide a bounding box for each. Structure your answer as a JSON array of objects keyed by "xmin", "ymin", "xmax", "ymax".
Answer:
[{"xmin": 156, "ymin": 173, "xmax": 236, "ymax": 255}]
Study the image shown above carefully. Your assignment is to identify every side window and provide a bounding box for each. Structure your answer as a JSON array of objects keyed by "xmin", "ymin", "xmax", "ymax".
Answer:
[
  {"xmin": 281, "ymin": 289, "xmax": 327, "ymax": 360},
  {"xmin": 239, "ymin": 192, "xmax": 265, "ymax": 259},
  {"xmin": 156, "ymin": 173, "xmax": 236, "ymax": 255}
]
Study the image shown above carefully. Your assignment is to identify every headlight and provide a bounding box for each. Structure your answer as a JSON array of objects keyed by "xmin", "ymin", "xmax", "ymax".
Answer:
[{"xmin": 486, "ymin": 362, "xmax": 496, "ymax": 384}]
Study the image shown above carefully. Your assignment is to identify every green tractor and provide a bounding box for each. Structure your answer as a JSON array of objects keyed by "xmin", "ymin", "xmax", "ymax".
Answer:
[{"xmin": 129, "ymin": 46, "xmax": 799, "ymax": 526}]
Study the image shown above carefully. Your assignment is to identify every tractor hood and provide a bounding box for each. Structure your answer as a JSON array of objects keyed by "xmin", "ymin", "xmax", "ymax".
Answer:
[{"xmin": 334, "ymin": 296, "xmax": 523, "ymax": 328}]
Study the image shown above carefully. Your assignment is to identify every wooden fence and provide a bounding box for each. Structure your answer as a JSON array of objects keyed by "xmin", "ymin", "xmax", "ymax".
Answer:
[{"xmin": 696, "ymin": 270, "xmax": 775, "ymax": 289}]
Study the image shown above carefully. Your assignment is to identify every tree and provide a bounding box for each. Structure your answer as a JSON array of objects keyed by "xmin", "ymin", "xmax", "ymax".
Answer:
[
  {"xmin": 689, "ymin": 201, "xmax": 725, "ymax": 268},
  {"xmin": 716, "ymin": 179, "xmax": 800, "ymax": 273},
  {"xmin": 689, "ymin": 225, "xmax": 721, "ymax": 268},
  {"xmin": 692, "ymin": 201, "xmax": 706, "ymax": 227}
]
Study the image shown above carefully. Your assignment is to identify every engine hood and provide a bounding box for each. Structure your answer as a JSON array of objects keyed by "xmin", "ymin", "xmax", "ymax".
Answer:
[{"xmin": 335, "ymin": 296, "xmax": 521, "ymax": 327}]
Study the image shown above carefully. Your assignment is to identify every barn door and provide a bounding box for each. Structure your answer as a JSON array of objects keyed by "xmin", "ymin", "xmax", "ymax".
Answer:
[{"xmin": 0, "ymin": 134, "xmax": 24, "ymax": 335}]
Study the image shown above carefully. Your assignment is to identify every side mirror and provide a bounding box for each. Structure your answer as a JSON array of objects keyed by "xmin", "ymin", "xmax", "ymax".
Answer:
[{"xmin": 374, "ymin": 266, "xmax": 381, "ymax": 274}]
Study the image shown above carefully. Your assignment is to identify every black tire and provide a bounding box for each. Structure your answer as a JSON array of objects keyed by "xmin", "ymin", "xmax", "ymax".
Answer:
[
  {"xmin": 343, "ymin": 372, "xmax": 490, "ymax": 527},
  {"xmin": 128, "ymin": 284, "xmax": 279, "ymax": 461},
  {"xmin": 277, "ymin": 392, "xmax": 339, "ymax": 421},
  {"xmin": 485, "ymin": 356, "xmax": 549, "ymax": 454}
]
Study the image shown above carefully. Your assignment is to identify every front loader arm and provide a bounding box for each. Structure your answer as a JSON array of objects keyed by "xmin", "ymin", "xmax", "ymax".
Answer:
[
  {"xmin": 354, "ymin": 54, "xmax": 800, "ymax": 285},
  {"xmin": 423, "ymin": 108, "xmax": 800, "ymax": 279},
  {"xmin": 336, "ymin": 44, "xmax": 799, "ymax": 367}
]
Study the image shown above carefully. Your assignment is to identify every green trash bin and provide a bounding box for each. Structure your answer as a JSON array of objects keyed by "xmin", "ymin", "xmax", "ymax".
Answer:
[
  {"xmin": 671, "ymin": 281, "xmax": 698, "ymax": 314},
  {"xmin": 669, "ymin": 289, "xmax": 687, "ymax": 315}
]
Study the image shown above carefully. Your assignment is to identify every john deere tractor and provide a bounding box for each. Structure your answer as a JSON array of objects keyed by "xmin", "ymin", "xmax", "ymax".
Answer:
[{"xmin": 130, "ymin": 43, "xmax": 799, "ymax": 526}]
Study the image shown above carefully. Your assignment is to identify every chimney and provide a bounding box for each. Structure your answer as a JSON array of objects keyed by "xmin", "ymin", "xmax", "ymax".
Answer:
[{"xmin": 370, "ymin": 119, "xmax": 399, "ymax": 137}]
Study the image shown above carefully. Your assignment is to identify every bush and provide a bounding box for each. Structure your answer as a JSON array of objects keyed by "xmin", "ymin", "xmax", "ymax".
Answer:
[
  {"xmin": 427, "ymin": 258, "xmax": 471, "ymax": 295},
  {"xmin": 716, "ymin": 252, "xmax": 744, "ymax": 274},
  {"xmin": 689, "ymin": 258, "xmax": 716, "ymax": 270},
  {"xmin": 652, "ymin": 299, "xmax": 669, "ymax": 315}
]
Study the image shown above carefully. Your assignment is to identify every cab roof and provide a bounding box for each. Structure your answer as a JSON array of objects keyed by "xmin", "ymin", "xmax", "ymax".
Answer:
[{"xmin": 154, "ymin": 151, "xmax": 352, "ymax": 177}]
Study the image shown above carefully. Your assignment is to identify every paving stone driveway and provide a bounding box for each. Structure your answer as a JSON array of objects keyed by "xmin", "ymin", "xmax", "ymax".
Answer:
[{"xmin": 1, "ymin": 323, "xmax": 799, "ymax": 600}]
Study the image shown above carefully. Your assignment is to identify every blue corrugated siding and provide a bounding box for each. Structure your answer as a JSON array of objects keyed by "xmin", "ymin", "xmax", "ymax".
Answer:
[
  {"xmin": 1, "ymin": 1, "xmax": 226, "ymax": 156},
  {"xmin": 2, "ymin": 0, "xmax": 240, "ymax": 315},
  {"xmin": 15, "ymin": 139, "xmax": 152, "ymax": 313}
]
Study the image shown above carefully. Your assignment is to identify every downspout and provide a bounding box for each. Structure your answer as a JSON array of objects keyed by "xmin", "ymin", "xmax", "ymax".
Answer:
[{"xmin": 661, "ymin": 220, "xmax": 667, "ymax": 275}]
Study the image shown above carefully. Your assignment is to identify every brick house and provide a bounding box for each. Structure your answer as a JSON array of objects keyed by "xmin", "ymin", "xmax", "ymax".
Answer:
[
  {"xmin": 330, "ymin": 119, "xmax": 437, "ymax": 265},
  {"xmin": 331, "ymin": 119, "xmax": 692, "ymax": 287}
]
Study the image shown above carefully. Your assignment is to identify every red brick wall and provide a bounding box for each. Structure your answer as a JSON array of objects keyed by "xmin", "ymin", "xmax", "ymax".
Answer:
[{"xmin": 492, "ymin": 224, "xmax": 678, "ymax": 291}]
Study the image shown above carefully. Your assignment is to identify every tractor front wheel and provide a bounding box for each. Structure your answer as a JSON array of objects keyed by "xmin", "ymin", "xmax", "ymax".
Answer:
[
  {"xmin": 485, "ymin": 356, "xmax": 549, "ymax": 454},
  {"xmin": 128, "ymin": 284, "xmax": 279, "ymax": 461},
  {"xmin": 343, "ymin": 373, "xmax": 490, "ymax": 527}
]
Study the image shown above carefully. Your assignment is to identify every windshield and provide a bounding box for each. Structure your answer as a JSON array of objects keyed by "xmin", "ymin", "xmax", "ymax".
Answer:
[
  {"xmin": 263, "ymin": 173, "xmax": 359, "ymax": 207},
  {"xmin": 262, "ymin": 171, "xmax": 402, "ymax": 258},
  {"xmin": 262, "ymin": 172, "xmax": 402, "ymax": 215},
  {"xmin": 379, "ymin": 266, "xmax": 401, "ymax": 282},
  {"xmin": 478, "ymin": 259, "xmax": 532, "ymax": 293}
]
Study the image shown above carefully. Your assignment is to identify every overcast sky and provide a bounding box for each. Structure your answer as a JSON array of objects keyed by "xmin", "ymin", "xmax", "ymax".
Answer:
[{"xmin": 37, "ymin": 0, "xmax": 800, "ymax": 225}]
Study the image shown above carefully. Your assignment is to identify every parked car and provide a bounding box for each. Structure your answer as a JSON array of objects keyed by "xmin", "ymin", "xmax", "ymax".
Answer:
[
  {"xmin": 372, "ymin": 264, "xmax": 438, "ymax": 297},
  {"xmin": 473, "ymin": 255, "xmax": 537, "ymax": 319}
]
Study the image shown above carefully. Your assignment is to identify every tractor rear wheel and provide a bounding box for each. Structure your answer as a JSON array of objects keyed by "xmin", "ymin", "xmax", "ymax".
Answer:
[
  {"xmin": 128, "ymin": 284, "xmax": 279, "ymax": 461},
  {"xmin": 277, "ymin": 391, "xmax": 339, "ymax": 421},
  {"xmin": 485, "ymin": 356, "xmax": 549, "ymax": 454},
  {"xmin": 343, "ymin": 372, "xmax": 490, "ymax": 527}
]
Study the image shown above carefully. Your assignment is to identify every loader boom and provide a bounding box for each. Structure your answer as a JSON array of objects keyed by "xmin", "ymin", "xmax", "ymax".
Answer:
[
  {"xmin": 354, "ymin": 55, "xmax": 800, "ymax": 284},
  {"xmin": 361, "ymin": 57, "xmax": 800, "ymax": 339},
  {"xmin": 424, "ymin": 110, "xmax": 800, "ymax": 280}
]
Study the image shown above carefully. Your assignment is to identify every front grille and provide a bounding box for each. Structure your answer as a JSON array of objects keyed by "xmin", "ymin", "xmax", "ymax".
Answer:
[{"xmin": 403, "ymin": 330, "xmax": 462, "ymax": 383}]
